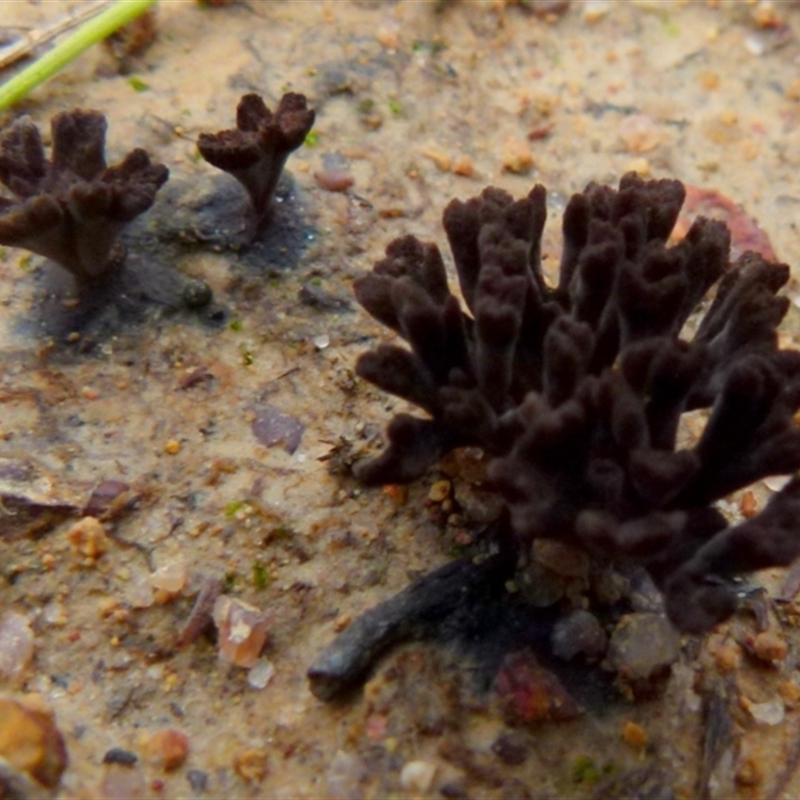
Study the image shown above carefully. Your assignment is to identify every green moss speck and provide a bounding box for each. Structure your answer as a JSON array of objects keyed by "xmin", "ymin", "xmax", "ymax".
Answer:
[
  {"xmin": 571, "ymin": 756, "xmax": 600, "ymax": 786},
  {"xmin": 224, "ymin": 500, "xmax": 246, "ymax": 518},
  {"xmin": 128, "ymin": 76, "xmax": 150, "ymax": 92},
  {"xmin": 253, "ymin": 560, "xmax": 270, "ymax": 590},
  {"xmin": 239, "ymin": 343, "xmax": 255, "ymax": 366},
  {"xmin": 222, "ymin": 571, "xmax": 239, "ymax": 592}
]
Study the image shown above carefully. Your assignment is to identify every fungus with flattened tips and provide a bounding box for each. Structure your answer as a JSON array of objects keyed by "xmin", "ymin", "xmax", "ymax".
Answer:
[
  {"xmin": 0, "ymin": 109, "xmax": 168, "ymax": 288},
  {"xmin": 196, "ymin": 92, "xmax": 315, "ymax": 228}
]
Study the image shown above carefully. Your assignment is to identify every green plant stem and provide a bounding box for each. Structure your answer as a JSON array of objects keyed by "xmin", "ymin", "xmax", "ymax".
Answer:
[{"xmin": 0, "ymin": 0, "xmax": 157, "ymax": 114}]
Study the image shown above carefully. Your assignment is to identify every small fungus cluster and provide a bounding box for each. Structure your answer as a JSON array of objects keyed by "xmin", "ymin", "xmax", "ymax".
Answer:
[
  {"xmin": 352, "ymin": 174, "xmax": 800, "ymax": 634},
  {"xmin": 0, "ymin": 91, "xmax": 313, "ymax": 292}
]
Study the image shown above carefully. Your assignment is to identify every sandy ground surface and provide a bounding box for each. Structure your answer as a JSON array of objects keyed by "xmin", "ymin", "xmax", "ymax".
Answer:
[{"xmin": 5, "ymin": 1, "xmax": 800, "ymax": 798}]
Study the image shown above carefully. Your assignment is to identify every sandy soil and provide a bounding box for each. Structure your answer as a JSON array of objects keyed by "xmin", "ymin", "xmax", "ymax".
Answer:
[{"xmin": 5, "ymin": 1, "xmax": 800, "ymax": 798}]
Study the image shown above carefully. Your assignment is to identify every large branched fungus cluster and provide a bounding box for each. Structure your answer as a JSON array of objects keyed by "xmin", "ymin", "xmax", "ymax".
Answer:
[
  {"xmin": 0, "ymin": 109, "xmax": 168, "ymax": 285},
  {"xmin": 353, "ymin": 173, "xmax": 800, "ymax": 634}
]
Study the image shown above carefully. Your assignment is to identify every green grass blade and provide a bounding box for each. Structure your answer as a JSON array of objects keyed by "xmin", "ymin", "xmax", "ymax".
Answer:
[{"xmin": 0, "ymin": 0, "xmax": 157, "ymax": 114}]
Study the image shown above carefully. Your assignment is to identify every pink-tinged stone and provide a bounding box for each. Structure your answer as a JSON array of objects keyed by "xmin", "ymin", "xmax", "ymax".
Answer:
[
  {"xmin": 212, "ymin": 596, "xmax": 270, "ymax": 667},
  {"xmin": 494, "ymin": 649, "xmax": 582, "ymax": 724},
  {"xmin": 251, "ymin": 404, "xmax": 304, "ymax": 454},
  {"xmin": 100, "ymin": 763, "xmax": 145, "ymax": 800},
  {"xmin": 0, "ymin": 612, "xmax": 35, "ymax": 684},
  {"xmin": 149, "ymin": 553, "xmax": 187, "ymax": 595}
]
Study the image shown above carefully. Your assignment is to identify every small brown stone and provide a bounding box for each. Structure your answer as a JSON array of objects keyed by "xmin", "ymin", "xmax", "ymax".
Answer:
[
  {"xmin": 713, "ymin": 642, "xmax": 741, "ymax": 672},
  {"xmin": 142, "ymin": 728, "xmax": 190, "ymax": 771},
  {"xmin": 0, "ymin": 697, "xmax": 68, "ymax": 788},
  {"xmin": 314, "ymin": 169, "xmax": 354, "ymax": 192},
  {"xmin": 233, "ymin": 748, "xmax": 269, "ymax": 783},
  {"xmin": 622, "ymin": 720, "xmax": 647, "ymax": 749},
  {"xmin": 740, "ymin": 490, "xmax": 758, "ymax": 518},
  {"xmin": 491, "ymin": 731, "xmax": 530, "ymax": 766},
  {"xmin": 736, "ymin": 755, "xmax": 764, "ymax": 786},
  {"xmin": 532, "ymin": 539, "xmax": 589, "ymax": 578},
  {"xmin": 67, "ymin": 516, "xmax": 110, "ymax": 561},
  {"xmin": 752, "ymin": 630, "xmax": 788, "ymax": 663},
  {"xmin": 452, "ymin": 156, "xmax": 475, "ymax": 178},
  {"xmin": 779, "ymin": 678, "xmax": 800, "ymax": 708},
  {"xmin": 501, "ymin": 138, "xmax": 534, "ymax": 175},
  {"xmin": 213, "ymin": 596, "xmax": 270, "ymax": 668}
]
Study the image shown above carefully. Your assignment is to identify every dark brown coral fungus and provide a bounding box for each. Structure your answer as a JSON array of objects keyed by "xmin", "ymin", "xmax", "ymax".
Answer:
[
  {"xmin": 0, "ymin": 109, "xmax": 168, "ymax": 285},
  {"xmin": 350, "ymin": 173, "xmax": 800, "ymax": 636},
  {"xmin": 196, "ymin": 93, "xmax": 314, "ymax": 225}
]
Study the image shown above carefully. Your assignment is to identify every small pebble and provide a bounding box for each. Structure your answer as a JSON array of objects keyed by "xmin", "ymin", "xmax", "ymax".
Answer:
[
  {"xmin": 0, "ymin": 697, "xmax": 68, "ymax": 788},
  {"xmin": 495, "ymin": 649, "xmax": 582, "ymax": 723},
  {"xmin": 764, "ymin": 475, "xmax": 791, "ymax": 492},
  {"xmin": 83, "ymin": 479, "xmax": 132, "ymax": 518},
  {"xmin": 551, "ymin": 609, "xmax": 607, "ymax": 660},
  {"xmin": 786, "ymin": 78, "xmax": 800, "ymax": 101},
  {"xmin": 747, "ymin": 698, "xmax": 785, "ymax": 726},
  {"xmin": 501, "ymin": 138, "xmax": 534, "ymax": 174},
  {"xmin": 452, "ymin": 156, "xmax": 475, "ymax": 177},
  {"xmin": 752, "ymin": 630, "xmax": 787, "ymax": 663},
  {"xmin": 607, "ymin": 613, "xmax": 681, "ymax": 682},
  {"xmin": 618, "ymin": 113, "xmax": 662, "ymax": 153},
  {"xmin": 399, "ymin": 760, "xmax": 438, "ymax": 793},
  {"xmin": 533, "ymin": 539, "xmax": 589, "ymax": 578},
  {"xmin": 251, "ymin": 404, "xmax": 305, "ymax": 454},
  {"xmin": 247, "ymin": 659, "xmax": 275, "ymax": 690},
  {"xmin": 103, "ymin": 748, "xmax": 138, "ymax": 766},
  {"xmin": 491, "ymin": 731, "xmax": 530, "ymax": 766},
  {"xmin": 582, "ymin": 0, "xmax": 611, "ymax": 23},
  {"xmin": 744, "ymin": 33, "xmax": 765, "ymax": 57},
  {"xmin": 181, "ymin": 279, "xmax": 213, "ymax": 309},
  {"xmin": 142, "ymin": 728, "xmax": 190, "ymax": 771},
  {"xmin": 100, "ymin": 762, "xmax": 145, "ymax": 800},
  {"xmin": 314, "ymin": 169, "xmax": 354, "ymax": 192},
  {"xmin": 428, "ymin": 480, "xmax": 451, "ymax": 503},
  {"xmin": 186, "ymin": 769, "xmax": 209, "ymax": 793},
  {"xmin": 213, "ymin": 596, "xmax": 270, "ymax": 668},
  {"xmin": 420, "ymin": 148, "xmax": 452, "ymax": 172},
  {"xmin": 713, "ymin": 642, "xmax": 741, "ymax": 672},
  {"xmin": 326, "ymin": 750, "xmax": 367, "ymax": 800},
  {"xmin": 736, "ymin": 754, "xmax": 764, "ymax": 787},
  {"xmin": 67, "ymin": 516, "xmax": 110, "ymax": 561},
  {"xmin": 740, "ymin": 490, "xmax": 758, "ymax": 518},
  {"xmin": 149, "ymin": 554, "xmax": 187, "ymax": 596},
  {"xmin": 0, "ymin": 613, "xmax": 35, "ymax": 683},
  {"xmin": 622, "ymin": 720, "xmax": 648, "ymax": 749},
  {"xmin": 233, "ymin": 748, "xmax": 269, "ymax": 783},
  {"xmin": 779, "ymin": 678, "xmax": 800, "ymax": 708}
]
